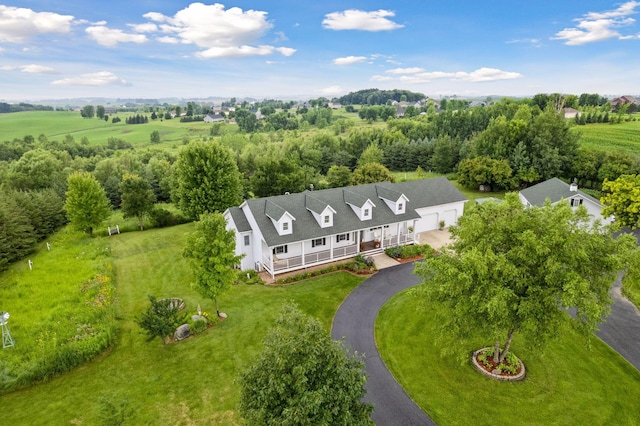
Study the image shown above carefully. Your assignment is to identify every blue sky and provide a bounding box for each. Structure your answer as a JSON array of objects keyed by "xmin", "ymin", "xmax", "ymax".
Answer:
[{"xmin": 1, "ymin": 1, "xmax": 639, "ymax": 101}]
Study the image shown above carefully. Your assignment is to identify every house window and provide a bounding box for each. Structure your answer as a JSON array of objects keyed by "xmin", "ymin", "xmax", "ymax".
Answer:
[
  {"xmin": 273, "ymin": 245, "xmax": 288, "ymax": 255},
  {"xmin": 363, "ymin": 208, "xmax": 370, "ymax": 217},
  {"xmin": 311, "ymin": 238, "xmax": 326, "ymax": 248},
  {"xmin": 570, "ymin": 198, "xmax": 583, "ymax": 207},
  {"xmin": 282, "ymin": 222, "xmax": 289, "ymax": 231},
  {"xmin": 324, "ymin": 215, "xmax": 330, "ymax": 224},
  {"xmin": 336, "ymin": 233, "xmax": 350, "ymax": 242},
  {"xmin": 244, "ymin": 235, "xmax": 250, "ymax": 246}
]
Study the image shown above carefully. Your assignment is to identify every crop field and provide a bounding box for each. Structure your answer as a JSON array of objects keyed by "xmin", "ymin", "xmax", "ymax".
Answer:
[{"xmin": 572, "ymin": 119, "xmax": 640, "ymax": 156}]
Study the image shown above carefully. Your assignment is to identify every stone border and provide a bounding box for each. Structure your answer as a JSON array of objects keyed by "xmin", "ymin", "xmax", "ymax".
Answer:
[{"xmin": 471, "ymin": 347, "xmax": 526, "ymax": 382}]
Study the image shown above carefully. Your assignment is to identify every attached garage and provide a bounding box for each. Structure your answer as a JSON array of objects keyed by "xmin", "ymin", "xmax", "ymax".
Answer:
[
  {"xmin": 414, "ymin": 212, "xmax": 439, "ymax": 233},
  {"xmin": 440, "ymin": 209, "xmax": 459, "ymax": 228}
]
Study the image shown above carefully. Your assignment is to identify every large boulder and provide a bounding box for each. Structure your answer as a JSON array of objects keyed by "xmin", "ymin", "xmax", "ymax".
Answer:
[{"xmin": 174, "ymin": 324, "xmax": 190, "ymax": 341}]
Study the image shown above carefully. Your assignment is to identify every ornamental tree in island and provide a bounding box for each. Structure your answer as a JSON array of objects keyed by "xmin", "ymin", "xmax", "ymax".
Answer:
[{"xmin": 415, "ymin": 193, "xmax": 637, "ymax": 364}]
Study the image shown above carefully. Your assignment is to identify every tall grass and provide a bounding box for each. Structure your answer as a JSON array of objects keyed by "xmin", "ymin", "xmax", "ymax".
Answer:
[{"xmin": 0, "ymin": 228, "xmax": 117, "ymax": 393}]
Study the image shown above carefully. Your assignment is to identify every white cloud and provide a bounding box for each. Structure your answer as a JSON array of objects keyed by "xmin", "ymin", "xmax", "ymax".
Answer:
[
  {"xmin": 371, "ymin": 75, "xmax": 393, "ymax": 81},
  {"xmin": 506, "ymin": 38, "xmax": 542, "ymax": 47},
  {"xmin": 553, "ymin": 1, "xmax": 640, "ymax": 45},
  {"xmin": 454, "ymin": 67, "xmax": 523, "ymax": 82},
  {"xmin": 320, "ymin": 85, "xmax": 344, "ymax": 95},
  {"xmin": 0, "ymin": 6, "xmax": 74, "ymax": 43},
  {"xmin": 323, "ymin": 9, "xmax": 403, "ymax": 31},
  {"xmin": 1, "ymin": 64, "xmax": 57, "ymax": 73},
  {"xmin": 196, "ymin": 45, "xmax": 295, "ymax": 58},
  {"xmin": 51, "ymin": 71, "xmax": 131, "ymax": 86},
  {"xmin": 386, "ymin": 67, "xmax": 423, "ymax": 74},
  {"xmin": 22, "ymin": 64, "xmax": 57, "ymax": 74},
  {"xmin": 143, "ymin": 3, "xmax": 294, "ymax": 58},
  {"xmin": 86, "ymin": 25, "xmax": 148, "ymax": 47},
  {"xmin": 391, "ymin": 67, "xmax": 522, "ymax": 83},
  {"xmin": 157, "ymin": 36, "xmax": 180, "ymax": 44},
  {"xmin": 129, "ymin": 23, "xmax": 158, "ymax": 33},
  {"xmin": 333, "ymin": 55, "xmax": 367, "ymax": 65}
]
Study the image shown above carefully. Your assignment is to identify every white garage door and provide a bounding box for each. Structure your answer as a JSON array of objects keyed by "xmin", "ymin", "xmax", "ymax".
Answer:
[
  {"xmin": 415, "ymin": 213, "xmax": 439, "ymax": 233},
  {"xmin": 441, "ymin": 209, "xmax": 458, "ymax": 227}
]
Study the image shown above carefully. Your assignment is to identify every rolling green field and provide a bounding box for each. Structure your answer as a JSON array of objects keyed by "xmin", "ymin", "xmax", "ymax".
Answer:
[
  {"xmin": 0, "ymin": 223, "xmax": 364, "ymax": 425},
  {"xmin": 0, "ymin": 111, "xmax": 214, "ymax": 147},
  {"xmin": 572, "ymin": 120, "xmax": 640, "ymax": 156}
]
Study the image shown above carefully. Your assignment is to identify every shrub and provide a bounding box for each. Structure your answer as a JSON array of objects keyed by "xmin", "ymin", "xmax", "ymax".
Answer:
[
  {"xmin": 191, "ymin": 319, "xmax": 207, "ymax": 334},
  {"xmin": 136, "ymin": 295, "xmax": 187, "ymax": 344},
  {"xmin": 148, "ymin": 207, "xmax": 188, "ymax": 228}
]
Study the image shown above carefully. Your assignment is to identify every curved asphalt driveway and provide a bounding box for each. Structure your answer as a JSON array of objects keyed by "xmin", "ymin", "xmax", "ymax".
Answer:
[
  {"xmin": 333, "ymin": 262, "xmax": 640, "ymax": 426},
  {"xmin": 332, "ymin": 263, "xmax": 434, "ymax": 426}
]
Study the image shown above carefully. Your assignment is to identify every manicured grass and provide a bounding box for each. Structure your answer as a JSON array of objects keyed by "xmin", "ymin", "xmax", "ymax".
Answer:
[
  {"xmin": 572, "ymin": 120, "xmax": 640, "ymax": 157},
  {"xmin": 1, "ymin": 223, "xmax": 364, "ymax": 425},
  {"xmin": 376, "ymin": 289, "xmax": 640, "ymax": 425}
]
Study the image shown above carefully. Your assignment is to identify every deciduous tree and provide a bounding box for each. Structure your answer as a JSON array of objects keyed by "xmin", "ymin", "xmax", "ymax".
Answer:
[
  {"xmin": 415, "ymin": 193, "xmax": 637, "ymax": 364},
  {"xmin": 183, "ymin": 213, "xmax": 242, "ymax": 316},
  {"xmin": 120, "ymin": 173, "xmax": 156, "ymax": 230},
  {"xmin": 172, "ymin": 141, "xmax": 243, "ymax": 219},
  {"xmin": 64, "ymin": 171, "xmax": 111, "ymax": 236},
  {"xmin": 239, "ymin": 304, "xmax": 373, "ymax": 425},
  {"xmin": 601, "ymin": 174, "xmax": 640, "ymax": 229},
  {"xmin": 351, "ymin": 162, "xmax": 395, "ymax": 185}
]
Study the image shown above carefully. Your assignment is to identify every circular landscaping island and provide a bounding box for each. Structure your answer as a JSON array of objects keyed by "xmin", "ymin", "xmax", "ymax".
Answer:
[{"xmin": 471, "ymin": 347, "xmax": 526, "ymax": 381}]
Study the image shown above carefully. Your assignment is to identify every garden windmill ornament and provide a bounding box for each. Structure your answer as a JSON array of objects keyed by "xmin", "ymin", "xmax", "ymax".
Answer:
[{"xmin": 1, "ymin": 312, "xmax": 15, "ymax": 349}]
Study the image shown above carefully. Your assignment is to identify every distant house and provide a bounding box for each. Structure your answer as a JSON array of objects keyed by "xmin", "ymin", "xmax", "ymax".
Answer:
[
  {"xmin": 563, "ymin": 107, "xmax": 581, "ymax": 119},
  {"xmin": 224, "ymin": 177, "xmax": 467, "ymax": 278},
  {"xmin": 395, "ymin": 106, "xmax": 405, "ymax": 118},
  {"xmin": 204, "ymin": 113, "xmax": 224, "ymax": 123},
  {"xmin": 519, "ymin": 178, "xmax": 612, "ymax": 226},
  {"xmin": 327, "ymin": 102, "xmax": 342, "ymax": 109},
  {"xmin": 610, "ymin": 95, "xmax": 639, "ymax": 108}
]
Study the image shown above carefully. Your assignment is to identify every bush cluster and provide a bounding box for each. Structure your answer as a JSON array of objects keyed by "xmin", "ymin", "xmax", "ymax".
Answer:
[
  {"xmin": 385, "ymin": 243, "xmax": 435, "ymax": 260},
  {"xmin": 274, "ymin": 255, "xmax": 377, "ymax": 285}
]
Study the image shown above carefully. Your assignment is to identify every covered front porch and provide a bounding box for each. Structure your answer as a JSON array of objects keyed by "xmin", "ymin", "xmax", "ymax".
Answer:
[{"xmin": 260, "ymin": 222, "xmax": 416, "ymax": 278}]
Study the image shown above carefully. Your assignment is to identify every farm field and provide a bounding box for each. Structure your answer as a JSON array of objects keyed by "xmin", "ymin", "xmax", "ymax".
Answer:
[
  {"xmin": 0, "ymin": 110, "xmax": 214, "ymax": 147},
  {"xmin": 0, "ymin": 223, "xmax": 364, "ymax": 424},
  {"xmin": 572, "ymin": 120, "xmax": 640, "ymax": 156}
]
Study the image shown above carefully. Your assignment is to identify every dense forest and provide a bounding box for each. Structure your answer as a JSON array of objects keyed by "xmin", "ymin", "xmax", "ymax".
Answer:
[
  {"xmin": 1, "ymin": 94, "xmax": 639, "ymax": 271},
  {"xmin": 336, "ymin": 88, "xmax": 426, "ymax": 105}
]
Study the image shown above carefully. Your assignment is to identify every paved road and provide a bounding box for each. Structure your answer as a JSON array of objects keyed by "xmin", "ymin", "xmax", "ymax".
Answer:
[
  {"xmin": 332, "ymin": 263, "xmax": 434, "ymax": 426},
  {"xmin": 597, "ymin": 275, "xmax": 640, "ymax": 371},
  {"xmin": 333, "ymin": 261, "xmax": 640, "ymax": 426}
]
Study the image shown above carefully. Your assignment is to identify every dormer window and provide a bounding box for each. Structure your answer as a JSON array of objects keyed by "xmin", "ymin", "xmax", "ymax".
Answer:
[
  {"xmin": 398, "ymin": 203, "xmax": 404, "ymax": 212},
  {"xmin": 364, "ymin": 208, "xmax": 370, "ymax": 217},
  {"xmin": 282, "ymin": 222, "xmax": 289, "ymax": 231},
  {"xmin": 324, "ymin": 215, "xmax": 330, "ymax": 224}
]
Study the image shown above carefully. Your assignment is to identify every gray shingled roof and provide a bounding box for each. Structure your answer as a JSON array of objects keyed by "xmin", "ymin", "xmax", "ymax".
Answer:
[
  {"xmin": 227, "ymin": 207, "xmax": 252, "ymax": 232},
  {"xmin": 519, "ymin": 178, "xmax": 601, "ymax": 207},
  {"xmin": 305, "ymin": 194, "xmax": 334, "ymax": 215},
  {"xmin": 376, "ymin": 185, "xmax": 405, "ymax": 202},
  {"xmin": 245, "ymin": 177, "xmax": 467, "ymax": 247}
]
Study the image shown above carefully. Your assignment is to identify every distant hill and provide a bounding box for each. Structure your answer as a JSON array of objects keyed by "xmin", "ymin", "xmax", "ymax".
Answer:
[{"xmin": 336, "ymin": 89, "xmax": 426, "ymax": 105}]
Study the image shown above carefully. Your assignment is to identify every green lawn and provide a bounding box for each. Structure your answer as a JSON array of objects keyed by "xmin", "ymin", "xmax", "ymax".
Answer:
[
  {"xmin": 0, "ymin": 224, "xmax": 364, "ymax": 425},
  {"xmin": 376, "ymin": 289, "xmax": 640, "ymax": 425},
  {"xmin": 572, "ymin": 120, "xmax": 640, "ymax": 157}
]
